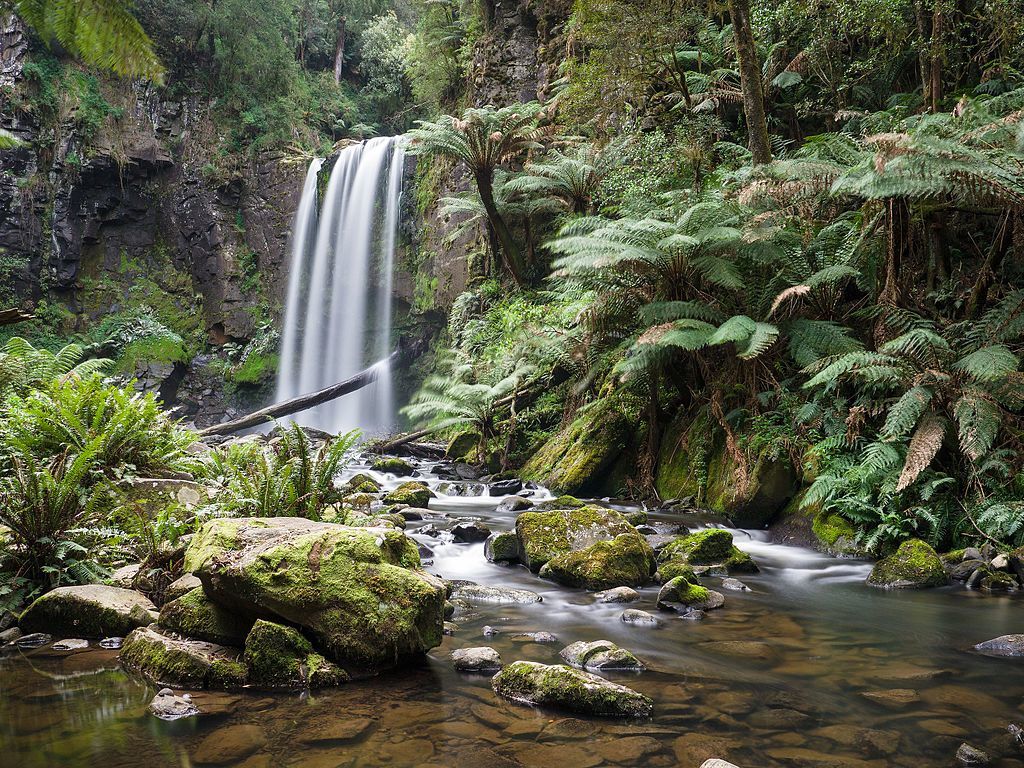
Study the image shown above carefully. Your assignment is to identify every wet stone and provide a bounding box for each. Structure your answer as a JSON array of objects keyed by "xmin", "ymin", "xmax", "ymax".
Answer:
[
  {"xmin": 15, "ymin": 633, "xmax": 51, "ymax": 649},
  {"xmin": 148, "ymin": 689, "xmax": 199, "ymax": 721},
  {"xmin": 51, "ymin": 638, "xmax": 89, "ymax": 652},
  {"xmin": 956, "ymin": 743, "xmax": 991, "ymax": 766},
  {"xmin": 192, "ymin": 724, "xmax": 267, "ymax": 764},
  {"xmin": 974, "ymin": 634, "xmax": 1024, "ymax": 657},
  {"xmin": 621, "ymin": 609, "xmax": 662, "ymax": 627},
  {"xmin": 594, "ymin": 586, "xmax": 641, "ymax": 603},
  {"xmin": 720, "ymin": 578, "xmax": 750, "ymax": 591},
  {"xmin": 451, "ymin": 521, "xmax": 492, "ymax": 543},
  {"xmin": 497, "ymin": 495, "xmax": 533, "ymax": 513},
  {"xmin": 451, "ymin": 646, "xmax": 503, "ymax": 673},
  {"xmin": 510, "ymin": 631, "xmax": 559, "ymax": 643},
  {"xmin": 443, "ymin": 621, "xmax": 459, "ymax": 636},
  {"xmin": 450, "ymin": 584, "xmax": 543, "ymax": 604},
  {"xmin": 860, "ymin": 688, "xmax": 920, "ymax": 709},
  {"xmin": 559, "ymin": 640, "xmax": 645, "ymax": 671},
  {"xmin": 298, "ymin": 717, "xmax": 374, "ymax": 744}
]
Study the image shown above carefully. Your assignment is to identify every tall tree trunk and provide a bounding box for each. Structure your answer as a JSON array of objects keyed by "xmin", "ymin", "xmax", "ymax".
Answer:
[
  {"xmin": 915, "ymin": 1, "xmax": 931, "ymax": 107},
  {"xmin": 729, "ymin": 0, "xmax": 772, "ymax": 165},
  {"xmin": 476, "ymin": 170, "xmax": 528, "ymax": 285},
  {"xmin": 333, "ymin": 15, "xmax": 346, "ymax": 84},
  {"xmin": 929, "ymin": 7, "xmax": 943, "ymax": 112}
]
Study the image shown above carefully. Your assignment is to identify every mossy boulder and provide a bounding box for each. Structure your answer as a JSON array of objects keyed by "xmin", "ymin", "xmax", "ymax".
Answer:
[
  {"xmin": 371, "ymin": 457, "xmax": 413, "ymax": 474},
  {"xmin": 446, "ymin": 430, "xmax": 479, "ymax": 460},
  {"xmin": 514, "ymin": 505, "xmax": 637, "ymax": 571},
  {"xmin": 533, "ymin": 495, "xmax": 587, "ymax": 511},
  {"xmin": 120, "ymin": 626, "xmax": 247, "ymax": 688},
  {"xmin": 867, "ymin": 539, "xmax": 947, "ymax": 589},
  {"xmin": 812, "ymin": 512, "xmax": 862, "ymax": 556},
  {"xmin": 244, "ymin": 619, "xmax": 347, "ymax": 688},
  {"xmin": 484, "ymin": 531, "xmax": 521, "ymax": 563},
  {"xmin": 20, "ymin": 585, "xmax": 158, "ymax": 638},
  {"xmin": 184, "ymin": 517, "xmax": 446, "ymax": 673},
  {"xmin": 342, "ymin": 473, "xmax": 381, "ymax": 494},
  {"xmin": 492, "ymin": 661, "xmax": 652, "ymax": 717},
  {"xmin": 539, "ymin": 534, "xmax": 656, "ymax": 590},
  {"xmin": 656, "ymin": 576, "xmax": 725, "ymax": 611},
  {"xmin": 520, "ymin": 397, "xmax": 634, "ymax": 496},
  {"xmin": 382, "ymin": 481, "xmax": 434, "ymax": 507},
  {"xmin": 159, "ymin": 587, "xmax": 254, "ymax": 646},
  {"xmin": 656, "ymin": 529, "xmax": 758, "ymax": 577},
  {"xmin": 655, "ymin": 411, "xmax": 798, "ymax": 528}
]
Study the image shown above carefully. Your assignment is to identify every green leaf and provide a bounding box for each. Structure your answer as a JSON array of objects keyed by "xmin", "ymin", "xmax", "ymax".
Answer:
[{"xmin": 954, "ymin": 345, "xmax": 1019, "ymax": 382}]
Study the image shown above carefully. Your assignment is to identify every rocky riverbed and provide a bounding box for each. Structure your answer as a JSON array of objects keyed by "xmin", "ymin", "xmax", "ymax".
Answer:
[{"xmin": 3, "ymin": 455, "xmax": 1024, "ymax": 767}]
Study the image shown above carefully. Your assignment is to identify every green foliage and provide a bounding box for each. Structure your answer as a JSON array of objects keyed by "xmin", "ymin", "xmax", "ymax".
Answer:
[
  {"xmin": 12, "ymin": 0, "xmax": 164, "ymax": 81},
  {"xmin": 198, "ymin": 424, "xmax": 361, "ymax": 519},
  {"xmin": 0, "ymin": 336, "xmax": 109, "ymax": 400}
]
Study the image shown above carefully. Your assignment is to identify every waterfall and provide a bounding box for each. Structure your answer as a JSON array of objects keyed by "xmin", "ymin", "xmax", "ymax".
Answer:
[{"xmin": 276, "ymin": 136, "xmax": 405, "ymax": 435}]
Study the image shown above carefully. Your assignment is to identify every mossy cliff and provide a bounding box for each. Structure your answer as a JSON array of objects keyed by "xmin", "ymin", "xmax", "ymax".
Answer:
[{"xmin": 655, "ymin": 411, "xmax": 798, "ymax": 528}]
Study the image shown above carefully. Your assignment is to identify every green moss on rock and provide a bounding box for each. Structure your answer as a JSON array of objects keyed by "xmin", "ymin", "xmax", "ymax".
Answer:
[
  {"xmin": 867, "ymin": 539, "xmax": 947, "ymax": 589},
  {"xmin": 657, "ymin": 558, "xmax": 697, "ymax": 583},
  {"xmin": 382, "ymin": 481, "xmax": 434, "ymax": 507},
  {"xmin": 244, "ymin": 619, "xmax": 348, "ymax": 688},
  {"xmin": 492, "ymin": 660, "xmax": 652, "ymax": 717},
  {"xmin": 343, "ymin": 473, "xmax": 381, "ymax": 493},
  {"xmin": 446, "ymin": 430, "xmax": 480, "ymax": 461},
  {"xmin": 158, "ymin": 587, "xmax": 253, "ymax": 646},
  {"xmin": 20, "ymin": 585, "xmax": 157, "ymax": 638},
  {"xmin": 371, "ymin": 457, "xmax": 413, "ymax": 474},
  {"xmin": 120, "ymin": 626, "xmax": 247, "ymax": 688},
  {"xmin": 514, "ymin": 505, "xmax": 636, "ymax": 571},
  {"xmin": 520, "ymin": 397, "xmax": 634, "ymax": 496},
  {"xmin": 185, "ymin": 518, "xmax": 445, "ymax": 673},
  {"xmin": 659, "ymin": 529, "xmax": 733, "ymax": 564},
  {"xmin": 484, "ymin": 531, "xmax": 521, "ymax": 563},
  {"xmin": 539, "ymin": 534, "xmax": 656, "ymax": 590}
]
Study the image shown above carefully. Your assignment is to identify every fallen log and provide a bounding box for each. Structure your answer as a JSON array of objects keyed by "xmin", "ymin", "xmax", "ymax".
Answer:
[
  {"xmin": 0, "ymin": 307, "xmax": 33, "ymax": 326},
  {"xmin": 198, "ymin": 349, "xmax": 401, "ymax": 437}
]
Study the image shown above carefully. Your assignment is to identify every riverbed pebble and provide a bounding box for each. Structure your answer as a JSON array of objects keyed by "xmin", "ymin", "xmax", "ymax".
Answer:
[
  {"xmin": 451, "ymin": 646, "xmax": 503, "ymax": 673},
  {"xmin": 148, "ymin": 688, "xmax": 199, "ymax": 721},
  {"xmin": 594, "ymin": 586, "xmax": 640, "ymax": 603},
  {"xmin": 620, "ymin": 609, "xmax": 662, "ymax": 627},
  {"xmin": 956, "ymin": 742, "xmax": 991, "ymax": 766}
]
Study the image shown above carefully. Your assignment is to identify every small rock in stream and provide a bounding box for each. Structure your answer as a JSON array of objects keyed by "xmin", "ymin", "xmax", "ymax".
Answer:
[
  {"xmin": 700, "ymin": 761, "xmax": 743, "ymax": 768},
  {"xmin": 721, "ymin": 578, "xmax": 750, "ymax": 591},
  {"xmin": 51, "ymin": 638, "xmax": 89, "ymax": 652},
  {"xmin": 451, "ymin": 521, "xmax": 492, "ymax": 543},
  {"xmin": 510, "ymin": 631, "xmax": 559, "ymax": 643},
  {"xmin": 594, "ymin": 586, "xmax": 640, "ymax": 603},
  {"xmin": 99, "ymin": 637, "xmax": 123, "ymax": 650},
  {"xmin": 450, "ymin": 584, "xmax": 543, "ymax": 604},
  {"xmin": 148, "ymin": 688, "xmax": 200, "ymax": 721},
  {"xmin": 489, "ymin": 478, "xmax": 523, "ymax": 495},
  {"xmin": 620, "ymin": 609, "xmax": 662, "ymax": 627},
  {"xmin": 974, "ymin": 634, "xmax": 1024, "ymax": 657},
  {"xmin": 15, "ymin": 632, "xmax": 51, "ymax": 649},
  {"xmin": 496, "ymin": 496, "xmax": 532, "ymax": 513},
  {"xmin": 482, "ymin": 625, "xmax": 501, "ymax": 637},
  {"xmin": 0, "ymin": 627, "xmax": 22, "ymax": 644},
  {"xmin": 560, "ymin": 640, "xmax": 645, "ymax": 671},
  {"xmin": 956, "ymin": 743, "xmax": 991, "ymax": 766},
  {"xmin": 451, "ymin": 646, "xmax": 503, "ymax": 673}
]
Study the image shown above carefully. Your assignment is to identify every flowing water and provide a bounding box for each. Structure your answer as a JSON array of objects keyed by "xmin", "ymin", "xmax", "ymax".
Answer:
[
  {"xmin": 4, "ymin": 459, "xmax": 1024, "ymax": 768},
  {"xmin": 275, "ymin": 138, "xmax": 405, "ymax": 435}
]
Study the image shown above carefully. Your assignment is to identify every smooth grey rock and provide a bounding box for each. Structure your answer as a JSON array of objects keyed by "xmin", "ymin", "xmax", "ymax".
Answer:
[
  {"xmin": 451, "ymin": 521, "xmax": 492, "ymax": 543},
  {"xmin": 148, "ymin": 688, "xmax": 200, "ymax": 721},
  {"xmin": 721, "ymin": 578, "xmax": 750, "ymax": 591},
  {"xmin": 496, "ymin": 496, "xmax": 532, "ymax": 513},
  {"xmin": 450, "ymin": 584, "xmax": 542, "ymax": 604},
  {"xmin": 451, "ymin": 646, "xmax": 502, "ymax": 673},
  {"xmin": 51, "ymin": 638, "xmax": 89, "ymax": 651},
  {"xmin": 163, "ymin": 574, "xmax": 202, "ymax": 603},
  {"xmin": 510, "ymin": 631, "xmax": 559, "ymax": 643},
  {"xmin": 559, "ymin": 640, "xmax": 645, "ymax": 671},
  {"xmin": 14, "ymin": 632, "xmax": 51, "ymax": 648},
  {"xmin": 594, "ymin": 586, "xmax": 640, "ymax": 603},
  {"xmin": 956, "ymin": 743, "xmax": 990, "ymax": 766},
  {"xmin": 974, "ymin": 634, "xmax": 1024, "ymax": 657},
  {"xmin": 620, "ymin": 609, "xmax": 662, "ymax": 627}
]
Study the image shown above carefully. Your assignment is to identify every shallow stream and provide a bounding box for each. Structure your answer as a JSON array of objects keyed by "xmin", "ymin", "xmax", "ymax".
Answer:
[{"xmin": 3, "ymin": 458, "xmax": 1023, "ymax": 767}]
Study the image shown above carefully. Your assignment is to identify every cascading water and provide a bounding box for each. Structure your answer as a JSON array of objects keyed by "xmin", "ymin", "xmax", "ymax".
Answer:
[{"xmin": 276, "ymin": 136, "xmax": 406, "ymax": 435}]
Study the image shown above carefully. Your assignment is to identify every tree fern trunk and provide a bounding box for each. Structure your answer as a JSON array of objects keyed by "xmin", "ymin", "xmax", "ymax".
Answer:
[
  {"xmin": 476, "ymin": 170, "xmax": 528, "ymax": 285},
  {"xmin": 729, "ymin": 0, "xmax": 772, "ymax": 165},
  {"xmin": 333, "ymin": 15, "xmax": 346, "ymax": 84}
]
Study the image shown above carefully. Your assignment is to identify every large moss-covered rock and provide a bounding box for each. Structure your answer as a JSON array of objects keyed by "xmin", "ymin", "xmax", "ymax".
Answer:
[
  {"xmin": 159, "ymin": 587, "xmax": 254, "ymax": 646},
  {"xmin": 20, "ymin": 585, "xmax": 157, "ymax": 638},
  {"xmin": 657, "ymin": 529, "xmax": 758, "ymax": 578},
  {"xmin": 657, "ymin": 576, "xmax": 725, "ymax": 612},
  {"xmin": 655, "ymin": 412, "xmax": 798, "ymax": 528},
  {"xmin": 520, "ymin": 397, "xmax": 634, "ymax": 496},
  {"xmin": 244, "ymin": 619, "xmax": 347, "ymax": 688},
  {"xmin": 539, "ymin": 534, "xmax": 656, "ymax": 590},
  {"xmin": 492, "ymin": 661, "xmax": 652, "ymax": 717},
  {"xmin": 371, "ymin": 457, "xmax": 413, "ymax": 474},
  {"xmin": 120, "ymin": 626, "xmax": 247, "ymax": 688},
  {"xmin": 515, "ymin": 505, "xmax": 637, "ymax": 571},
  {"xmin": 382, "ymin": 481, "xmax": 434, "ymax": 507},
  {"xmin": 184, "ymin": 518, "xmax": 446, "ymax": 673},
  {"xmin": 867, "ymin": 539, "xmax": 947, "ymax": 589}
]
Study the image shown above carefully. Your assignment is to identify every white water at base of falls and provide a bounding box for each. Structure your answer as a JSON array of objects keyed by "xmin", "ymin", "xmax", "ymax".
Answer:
[{"xmin": 275, "ymin": 136, "xmax": 406, "ymax": 435}]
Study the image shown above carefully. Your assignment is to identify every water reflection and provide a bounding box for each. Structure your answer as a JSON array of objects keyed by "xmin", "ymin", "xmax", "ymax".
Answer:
[{"xmin": 3, "ymin": 456, "xmax": 1024, "ymax": 766}]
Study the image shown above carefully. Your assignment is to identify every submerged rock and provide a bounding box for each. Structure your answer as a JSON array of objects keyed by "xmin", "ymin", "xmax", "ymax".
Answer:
[
  {"xmin": 184, "ymin": 517, "xmax": 446, "ymax": 673},
  {"xmin": 973, "ymin": 634, "xmax": 1024, "ymax": 657},
  {"xmin": 956, "ymin": 743, "xmax": 990, "ymax": 766},
  {"xmin": 510, "ymin": 631, "xmax": 559, "ymax": 643},
  {"xmin": 449, "ymin": 584, "xmax": 543, "ymax": 604},
  {"xmin": 492, "ymin": 660, "xmax": 653, "ymax": 717},
  {"xmin": 559, "ymin": 640, "xmax": 645, "ymax": 671},
  {"xmin": 867, "ymin": 539, "xmax": 947, "ymax": 589},
  {"xmin": 120, "ymin": 626, "xmax": 247, "ymax": 688},
  {"xmin": 244, "ymin": 619, "xmax": 346, "ymax": 688},
  {"xmin": 19, "ymin": 585, "xmax": 158, "ymax": 638},
  {"xmin": 721, "ymin": 578, "xmax": 750, "ymax": 591},
  {"xmin": 451, "ymin": 646, "xmax": 503, "ymax": 673},
  {"xmin": 159, "ymin": 587, "xmax": 253, "ymax": 646},
  {"xmin": 657, "ymin": 576, "xmax": 725, "ymax": 612},
  {"xmin": 382, "ymin": 481, "xmax": 434, "ymax": 507},
  {"xmin": 148, "ymin": 688, "xmax": 199, "ymax": 721}
]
